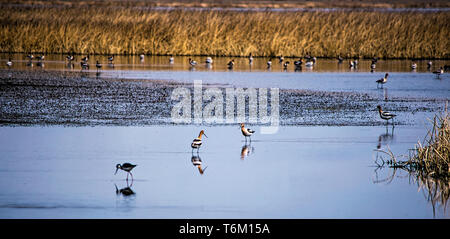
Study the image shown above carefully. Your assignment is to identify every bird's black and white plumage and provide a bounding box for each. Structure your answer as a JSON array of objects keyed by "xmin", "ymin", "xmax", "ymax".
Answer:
[
  {"xmin": 248, "ymin": 53, "xmax": 253, "ymax": 64},
  {"xmin": 278, "ymin": 55, "xmax": 284, "ymax": 63},
  {"xmin": 27, "ymin": 54, "xmax": 34, "ymax": 60},
  {"xmin": 205, "ymin": 57, "xmax": 213, "ymax": 64},
  {"xmin": 227, "ymin": 59, "xmax": 235, "ymax": 69},
  {"xmin": 169, "ymin": 56, "xmax": 174, "ymax": 64},
  {"xmin": 377, "ymin": 105, "xmax": 396, "ymax": 125},
  {"xmin": 191, "ymin": 155, "xmax": 207, "ymax": 175},
  {"xmin": 6, "ymin": 58, "xmax": 12, "ymax": 67},
  {"xmin": 267, "ymin": 59, "xmax": 272, "ymax": 68},
  {"xmin": 283, "ymin": 61, "xmax": 290, "ymax": 70},
  {"xmin": 337, "ymin": 55, "xmax": 343, "ymax": 63},
  {"xmin": 411, "ymin": 62, "xmax": 417, "ymax": 70},
  {"xmin": 191, "ymin": 130, "xmax": 207, "ymax": 152},
  {"xmin": 294, "ymin": 58, "xmax": 303, "ymax": 66},
  {"xmin": 80, "ymin": 61, "xmax": 89, "ymax": 69},
  {"xmin": 433, "ymin": 67, "xmax": 444, "ymax": 77},
  {"xmin": 376, "ymin": 73, "xmax": 389, "ymax": 88},
  {"xmin": 115, "ymin": 163, "xmax": 137, "ymax": 181},
  {"xmin": 36, "ymin": 55, "xmax": 45, "ymax": 61},
  {"xmin": 81, "ymin": 55, "xmax": 89, "ymax": 62},
  {"xmin": 241, "ymin": 123, "xmax": 255, "ymax": 142},
  {"xmin": 108, "ymin": 55, "xmax": 114, "ymax": 63},
  {"xmin": 67, "ymin": 55, "xmax": 74, "ymax": 61}
]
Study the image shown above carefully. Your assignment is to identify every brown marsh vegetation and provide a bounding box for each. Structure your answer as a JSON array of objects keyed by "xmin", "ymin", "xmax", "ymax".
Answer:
[{"xmin": 0, "ymin": 2, "xmax": 449, "ymax": 58}]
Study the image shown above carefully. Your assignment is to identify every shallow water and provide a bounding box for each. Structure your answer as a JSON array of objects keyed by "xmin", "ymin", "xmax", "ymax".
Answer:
[{"xmin": 0, "ymin": 54, "xmax": 449, "ymax": 218}]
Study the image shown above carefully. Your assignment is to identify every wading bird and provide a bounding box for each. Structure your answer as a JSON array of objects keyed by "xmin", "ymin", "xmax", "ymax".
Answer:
[
  {"xmin": 189, "ymin": 58, "xmax": 197, "ymax": 66},
  {"xmin": 240, "ymin": 123, "xmax": 255, "ymax": 142},
  {"xmin": 205, "ymin": 57, "xmax": 213, "ymax": 64},
  {"xmin": 36, "ymin": 55, "xmax": 45, "ymax": 61},
  {"xmin": 376, "ymin": 105, "xmax": 396, "ymax": 126},
  {"xmin": 433, "ymin": 67, "xmax": 444, "ymax": 78},
  {"xmin": 67, "ymin": 55, "xmax": 74, "ymax": 61},
  {"xmin": 267, "ymin": 59, "xmax": 272, "ymax": 68},
  {"xmin": 248, "ymin": 53, "xmax": 253, "ymax": 64},
  {"xmin": 115, "ymin": 163, "xmax": 137, "ymax": 181},
  {"xmin": 27, "ymin": 54, "xmax": 34, "ymax": 60},
  {"xmin": 294, "ymin": 58, "xmax": 303, "ymax": 67},
  {"xmin": 278, "ymin": 55, "xmax": 284, "ymax": 63},
  {"xmin": 227, "ymin": 59, "xmax": 235, "ymax": 70},
  {"xmin": 337, "ymin": 55, "xmax": 343, "ymax": 63},
  {"xmin": 6, "ymin": 58, "xmax": 12, "ymax": 67},
  {"xmin": 108, "ymin": 55, "xmax": 114, "ymax": 63},
  {"xmin": 411, "ymin": 61, "xmax": 417, "ymax": 70},
  {"xmin": 81, "ymin": 54, "xmax": 89, "ymax": 63},
  {"xmin": 283, "ymin": 61, "xmax": 290, "ymax": 70},
  {"xmin": 376, "ymin": 73, "xmax": 389, "ymax": 88},
  {"xmin": 139, "ymin": 54, "xmax": 145, "ymax": 62},
  {"xmin": 95, "ymin": 61, "xmax": 102, "ymax": 71},
  {"xmin": 169, "ymin": 56, "xmax": 174, "ymax": 64},
  {"xmin": 191, "ymin": 130, "xmax": 207, "ymax": 153}
]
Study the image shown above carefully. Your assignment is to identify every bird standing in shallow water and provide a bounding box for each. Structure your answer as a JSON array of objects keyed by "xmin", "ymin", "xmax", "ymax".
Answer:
[
  {"xmin": 241, "ymin": 123, "xmax": 255, "ymax": 142},
  {"xmin": 191, "ymin": 130, "xmax": 207, "ymax": 153},
  {"xmin": 433, "ymin": 67, "xmax": 444, "ymax": 78},
  {"xmin": 115, "ymin": 163, "xmax": 137, "ymax": 181},
  {"xmin": 376, "ymin": 73, "xmax": 389, "ymax": 88},
  {"xmin": 227, "ymin": 59, "xmax": 235, "ymax": 70},
  {"xmin": 95, "ymin": 61, "xmax": 102, "ymax": 71},
  {"xmin": 377, "ymin": 105, "xmax": 396, "ymax": 126},
  {"xmin": 6, "ymin": 58, "xmax": 12, "ymax": 67}
]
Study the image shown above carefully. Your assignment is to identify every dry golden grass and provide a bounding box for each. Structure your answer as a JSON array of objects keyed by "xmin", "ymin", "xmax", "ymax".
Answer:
[{"xmin": 0, "ymin": 5, "xmax": 449, "ymax": 58}]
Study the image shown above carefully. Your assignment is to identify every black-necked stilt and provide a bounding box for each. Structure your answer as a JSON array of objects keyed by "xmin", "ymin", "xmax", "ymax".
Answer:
[
  {"xmin": 115, "ymin": 163, "xmax": 137, "ymax": 181},
  {"xmin": 349, "ymin": 60, "xmax": 355, "ymax": 68},
  {"xmin": 371, "ymin": 61, "xmax": 376, "ymax": 70},
  {"xmin": 294, "ymin": 58, "xmax": 303, "ymax": 66},
  {"xmin": 433, "ymin": 67, "xmax": 444, "ymax": 78},
  {"xmin": 227, "ymin": 59, "xmax": 234, "ymax": 69},
  {"xmin": 205, "ymin": 57, "xmax": 213, "ymax": 64},
  {"xmin": 95, "ymin": 60, "xmax": 102, "ymax": 71},
  {"xmin": 191, "ymin": 155, "xmax": 207, "ymax": 175},
  {"xmin": 191, "ymin": 130, "xmax": 207, "ymax": 153},
  {"xmin": 6, "ymin": 58, "xmax": 12, "ymax": 67},
  {"xmin": 240, "ymin": 123, "xmax": 255, "ymax": 142},
  {"xmin": 267, "ymin": 59, "xmax": 272, "ymax": 68},
  {"xmin": 36, "ymin": 55, "xmax": 45, "ymax": 61},
  {"xmin": 283, "ymin": 61, "xmax": 290, "ymax": 70},
  {"xmin": 427, "ymin": 61, "xmax": 432, "ymax": 69},
  {"xmin": 249, "ymin": 53, "xmax": 253, "ymax": 64},
  {"xmin": 376, "ymin": 73, "xmax": 389, "ymax": 88},
  {"xmin": 377, "ymin": 105, "xmax": 396, "ymax": 126},
  {"xmin": 305, "ymin": 60, "xmax": 314, "ymax": 68},
  {"xmin": 27, "ymin": 54, "xmax": 34, "ymax": 60},
  {"xmin": 278, "ymin": 55, "xmax": 284, "ymax": 63},
  {"xmin": 411, "ymin": 61, "xmax": 417, "ymax": 70},
  {"xmin": 337, "ymin": 55, "xmax": 343, "ymax": 63},
  {"xmin": 169, "ymin": 56, "xmax": 174, "ymax": 64},
  {"xmin": 189, "ymin": 58, "xmax": 197, "ymax": 66},
  {"xmin": 139, "ymin": 54, "xmax": 145, "ymax": 62}
]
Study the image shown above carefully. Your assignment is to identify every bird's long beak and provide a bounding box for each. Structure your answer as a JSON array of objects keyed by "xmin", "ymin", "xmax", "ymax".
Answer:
[
  {"xmin": 114, "ymin": 168, "xmax": 119, "ymax": 175},
  {"xmin": 203, "ymin": 134, "xmax": 208, "ymax": 138}
]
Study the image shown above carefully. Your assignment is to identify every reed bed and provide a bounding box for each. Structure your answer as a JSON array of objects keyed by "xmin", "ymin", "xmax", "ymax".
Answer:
[{"xmin": 0, "ymin": 5, "xmax": 449, "ymax": 58}]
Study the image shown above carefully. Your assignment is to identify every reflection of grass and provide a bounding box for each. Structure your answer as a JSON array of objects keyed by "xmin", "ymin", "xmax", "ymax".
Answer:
[{"xmin": 0, "ymin": 5, "xmax": 448, "ymax": 58}]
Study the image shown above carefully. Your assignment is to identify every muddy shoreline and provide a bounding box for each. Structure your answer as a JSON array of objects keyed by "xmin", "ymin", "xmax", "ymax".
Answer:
[{"xmin": 0, "ymin": 69, "xmax": 446, "ymax": 127}]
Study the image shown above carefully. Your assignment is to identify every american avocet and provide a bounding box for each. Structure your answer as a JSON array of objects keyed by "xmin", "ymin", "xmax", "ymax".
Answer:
[
  {"xmin": 227, "ymin": 59, "xmax": 235, "ymax": 69},
  {"xmin": 191, "ymin": 130, "xmax": 207, "ymax": 153},
  {"xmin": 283, "ymin": 61, "xmax": 290, "ymax": 70},
  {"xmin": 433, "ymin": 67, "xmax": 444, "ymax": 78},
  {"xmin": 294, "ymin": 58, "xmax": 303, "ymax": 67},
  {"xmin": 191, "ymin": 155, "xmax": 207, "ymax": 175},
  {"xmin": 6, "ymin": 58, "xmax": 12, "ymax": 67},
  {"xmin": 249, "ymin": 53, "xmax": 253, "ymax": 64},
  {"xmin": 376, "ymin": 73, "xmax": 389, "ymax": 88},
  {"xmin": 205, "ymin": 57, "xmax": 213, "ymax": 64},
  {"xmin": 115, "ymin": 184, "xmax": 135, "ymax": 196},
  {"xmin": 411, "ymin": 61, "xmax": 417, "ymax": 70},
  {"xmin": 278, "ymin": 55, "xmax": 284, "ymax": 63},
  {"xmin": 240, "ymin": 123, "xmax": 255, "ymax": 142},
  {"xmin": 115, "ymin": 163, "xmax": 137, "ymax": 181},
  {"xmin": 95, "ymin": 60, "xmax": 102, "ymax": 71},
  {"xmin": 189, "ymin": 58, "xmax": 197, "ymax": 66},
  {"xmin": 80, "ymin": 61, "xmax": 89, "ymax": 70},
  {"xmin": 377, "ymin": 105, "xmax": 396, "ymax": 125}
]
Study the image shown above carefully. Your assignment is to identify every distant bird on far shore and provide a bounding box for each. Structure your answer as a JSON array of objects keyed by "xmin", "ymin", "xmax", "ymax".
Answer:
[
  {"xmin": 6, "ymin": 58, "xmax": 12, "ymax": 67},
  {"xmin": 191, "ymin": 130, "xmax": 207, "ymax": 153},
  {"xmin": 80, "ymin": 61, "xmax": 89, "ymax": 70},
  {"xmin": 115, "ymin": 163, "xmax": 137, "ymax": 181},
  {"xmin": 278, "ymin": 55, "xmax": 284, "ymax": 63},
  {"xmin": 241, "ymin": 123, "xmax": 255, "ymax": 142},
  {"xmin": 189, "ymin": 58, "xmax": 197, "ymax": 66},
  {"xmin": 205, "ymin": 57, "xmax": 213, "ymax": 64},
  {"xmin": 249, "ymin": 53, "xmax": 253, "ymax": 64},
  {"xmin": 169, "ymin": 56, "xmax": 174, "ymax": 64},
  {"xmin": 337, "ymin": 55, "xmax": 343, "ymax": 63},
  {"xmin": 36, "ymin": 55, "xmax": 45, "ymax": 61},
  {"xmin": 81, "ymin": 55, "xmax": 89, "ymax": 63},
  {"xmin": 427, "ymin": 61, "xmax": 432, "ymax": 69},
  {"xmin": 376, "ymin": 73, "xmax": 389, "ymax": 88},
  {"xmin": 377, "ymin": 105, "xmax": 396, "ymax": 126},
  {"xmin": 283, "ymin": 61, "xmax": 290, "ymax": 70},
  {"xmin": 108, "ymin": 55, "xmax": 114, "ymax": 63},
  {"xmin": 411, "ymin": 61, "xmax": 417, "ymax": 70},
  {"xmin": 227, "ymin": 59, "xmax": 235, "ymax": 70},
  {"xmin": 267, "ymin": 59, "xmax": 272, "ymax": 68},
  {"xmin": 66, "ymin": 55, "xmax": 74, "ymax": 61},
  {"xmin": 139, "ymin": 54, "xmax": 145, "ymax": 62},
  {"xmin": 27, "ymin": 54, "xmax": 34, "ymax": 60},
  {"xmin": 433, "ymin": 67, "xmax": 444, "ymax": 78}
]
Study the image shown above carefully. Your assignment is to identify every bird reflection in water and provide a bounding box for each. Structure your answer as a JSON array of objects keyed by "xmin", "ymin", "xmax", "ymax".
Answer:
[
  {"xmin": 115, "ymin": 180, "xmax": 135, "ymax": 197},
  {"xmin": 240, "ymin": 142, "xmax": 255, "ymax": 160},
  {"xmin": 376, "ymin": 125, "xmax": 395, "ymax": 150},
  {"xmin": 191, "ymin": 154, "xmax": 208, "ymax": 175}
]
